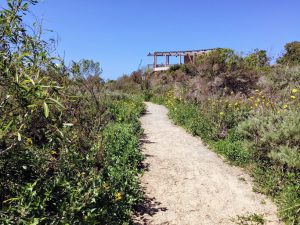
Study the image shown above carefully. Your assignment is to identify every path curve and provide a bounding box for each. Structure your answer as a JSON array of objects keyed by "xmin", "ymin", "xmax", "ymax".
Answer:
[{"xmin": 135, "ymin": 102, "xmax": 281, "ymax": 225}]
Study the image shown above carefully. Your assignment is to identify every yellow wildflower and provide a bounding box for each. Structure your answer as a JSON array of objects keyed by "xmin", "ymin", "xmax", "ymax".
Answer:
[
  {"xmin": 102, "ymin": 182, "xmax": 110, "ymax": 191},
  {"xmin": 290, "ymin": 95, "xmax": 296, "ymax": 99},
  {"xmin": 292, "ymin": 88, "xmax": 298, "ymax": 93},
  {"xmin": 26, "ymin": 138, "xmax": 33, "ymax": 145},
  {"xmin": 219, "ymin": 112, "xmax": 224, "ymax": 116},
  {"xmin": 283, "ymin": 105, "xmax": 288, "ymax": 109},
  {"xmin": 114, "ymin": 192, "xmax": 122, "ymax": 201}
]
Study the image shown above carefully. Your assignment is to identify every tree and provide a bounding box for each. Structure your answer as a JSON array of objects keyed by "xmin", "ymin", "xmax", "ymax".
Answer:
[
  {"xmin": 244, "ymin": 49, "xmax": 269, "ymax": 68},
  {"xmin": 277, "ymin": 41, "xmax": 300, "ymax": 66},
  {"xmin": 71, "ymin": 59, "xmax": 103, "ymax": 79}
]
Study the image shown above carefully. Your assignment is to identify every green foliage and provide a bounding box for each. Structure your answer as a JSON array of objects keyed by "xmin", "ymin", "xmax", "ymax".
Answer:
[
  {"xmin": 234, "ymin": 213, "xmax": 265, "ymax": 225},
  {"xmin": 213, "ymin": 134, "xmax": 251, "ymax": 166},
  {"xmin": 0, "ymin": 1, "xmax": 145, "ymax": 224},
  {"xmin": 195, "ymin": 48, "xmax": 243, "ymax": 78},
  {"xmin": 277, "ymin": 183, "xmax": 300, "ymax": 224},
  {"xmin": 109, "ymin": 96, "xmax": 145, "ymax": 124},
  {"xmin": 168, "ymin": 101, "xmax": 217, "ymax": 141},
  {"xmin": 143, "ymin": 90, "xmax": 153, "ymax": 101},
  {"xmin": 169, "ymin": 64, "xmax": 181, "ymax": 71},
  {"xmin": 102, "ymin": 122, "xmax": 144, "ymax": 223},
  {"xmin": 0, "ymin": 95, "xmax": 145, "ymax": 224},
  {"xmin": 0, "ymin": 0, "xmax": 67, "ymax": 203},
  {"xmin": 244, "ymin": 49, "xmax": 269, "ymax": 68},
  {"xmin": 150, "ymin": 95, "xmax": 165, "ymax": 105},
  {"xmin": 179, "ymin": 64, "xmax": 198, "ymax": 76},
  {"xmin": 252, "ymin": 167, "xmax": 300, "ymax": 225},
  {"xmin": 277, "ymin": 41, "xmax": 300, "ymax": 66},
  {"xmin": 237, "ymin": 109, "xmax": 300, "ymax": 169},
  {"xmin": 264, "ymin": 66, "xmax": 300, "ymax": 92},
  {"xmin": 71, "ymin": 59, "xmax": 103, "ymax": 79}
]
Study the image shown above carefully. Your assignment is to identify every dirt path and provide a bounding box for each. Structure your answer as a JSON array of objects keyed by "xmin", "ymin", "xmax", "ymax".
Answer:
[{"xmin": 134, "ymin": 102, "xmax": 281, "ymax": 225}]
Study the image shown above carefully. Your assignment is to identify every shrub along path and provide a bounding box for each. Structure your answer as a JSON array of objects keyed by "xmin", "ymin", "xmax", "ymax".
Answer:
[{"xmin": 135, "ymin": 102, "xmax": 281, "ymax": 225}]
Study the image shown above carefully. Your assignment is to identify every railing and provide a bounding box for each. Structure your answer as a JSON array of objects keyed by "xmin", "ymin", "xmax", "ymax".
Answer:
[{"xmin": 147, "ymin": 64, "xmax": 178, "ymax": 69}]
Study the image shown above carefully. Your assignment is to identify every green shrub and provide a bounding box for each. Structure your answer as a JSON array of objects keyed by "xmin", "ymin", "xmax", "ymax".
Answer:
[
  {"xmin": 0, "ymin": 96, "xmax": 145, "ymax": 224},
  {"xmin": 102, "ymin": 123, "xmax": 144, "ymax": 223},
  {"xmin": 237, "ymin": 109, "xmax": 300, "ymax": 169},
  {"xmin": 0, "ymin": 2, "xmax": 145, "ymax": 223},
  {"xmin": 277, "ymin": 41, "xmax": 300, "ymax": 66},
  {"xmin": 143, "ymin": 90, "xmax": 153, "ymax": 101},
  {"xmin": 213, "ymin": 134, "xmax": 251, "ymax": 166},
  {"xmin": 150, "ymin": 95, "xmax": 165, "ymax": 105},
  {"xmin": 109, "ymin": 97, "xmax": 145, "ymax": 123},
  {"xmin": 244, "ymin": 49, "xmax": 270, "ymax": 68},
  {"xmin": 277, "ymin": 183, "xmax": 300, "ymax": 224},
  {"xmin": 169, "ymin": 64, "xmax": 181, "ymax": 71},
  {"xmin": 252, "ymin": 166, "xmax": 300, "ymax": 224},
  {"xmin": 168, "ymin": 101, "xmax": 217, "ymax": 141}
]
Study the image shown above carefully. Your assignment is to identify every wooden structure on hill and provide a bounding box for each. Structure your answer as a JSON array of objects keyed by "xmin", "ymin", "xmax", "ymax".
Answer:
[{"xmin": 147, "ymin": 49, "xmax": 216, "ymax": 71}]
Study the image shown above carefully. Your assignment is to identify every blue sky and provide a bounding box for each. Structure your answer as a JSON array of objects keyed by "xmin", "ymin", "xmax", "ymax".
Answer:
[{"xmin": 1, "ymin": 0, "xmax": 300, "ymax": 80}]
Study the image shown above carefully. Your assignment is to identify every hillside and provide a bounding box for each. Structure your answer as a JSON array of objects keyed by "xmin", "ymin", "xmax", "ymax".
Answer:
[{"xmin": 0, "ymin": 1, "xmax": 299, "ymax": 225}]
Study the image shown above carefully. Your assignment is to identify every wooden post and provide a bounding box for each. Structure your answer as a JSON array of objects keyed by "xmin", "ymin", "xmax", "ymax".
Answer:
[
  {"xmin": 179, "ymin": 55, "xmax": 182, "ymax": 64},
  {"xmin": 188, "ymin": 54, "xmax": 192, "ymax": 63},
  {"xmin": 154, "ymin": 54, "xmax": 157, "ymax": 68},
  {"xmin": 165, "ymin": 55, "xmax": 167, "ymax": 66}
]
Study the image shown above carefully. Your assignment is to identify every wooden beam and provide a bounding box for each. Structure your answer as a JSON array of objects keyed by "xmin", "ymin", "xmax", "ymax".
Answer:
[{"xmin": 147, "ymin": 48, "xmax": 217, "ymax": 57}]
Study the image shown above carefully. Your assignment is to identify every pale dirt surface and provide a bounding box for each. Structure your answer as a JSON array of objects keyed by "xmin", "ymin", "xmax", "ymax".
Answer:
[{"xmin": 133, "ymin": 102, "xmax": 282, "ymax": 225}]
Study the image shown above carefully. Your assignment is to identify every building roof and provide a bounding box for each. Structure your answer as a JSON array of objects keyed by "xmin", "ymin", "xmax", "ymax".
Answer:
[{"xmin": 147, "ymin": 48, "xmax": 219, "ymax": 56}]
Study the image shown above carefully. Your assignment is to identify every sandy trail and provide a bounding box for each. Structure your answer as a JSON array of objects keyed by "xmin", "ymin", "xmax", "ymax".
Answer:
[{"xmin": 134, "ymin": 102, "xmax": 281, "ymax": 225}]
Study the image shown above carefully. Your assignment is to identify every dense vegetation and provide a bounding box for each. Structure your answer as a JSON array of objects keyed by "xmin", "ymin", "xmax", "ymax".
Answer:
[
  {"xmin": 1, "ymin": 1, "xmax": 299, "ymax": 224},
  {"xmin": 0, "ymin": 1, "xmax": 145, "ymax": 224},
  {"xmin": 118, "ymin": 47, "xmax": 300, "ymax": 224}
]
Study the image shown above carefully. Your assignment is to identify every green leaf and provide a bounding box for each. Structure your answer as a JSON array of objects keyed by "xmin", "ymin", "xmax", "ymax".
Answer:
[
  {"xmin": 43, "ymin": 102, "xmax": 49, "ymax": 118},
  {"xmin": 4, "ymin": 120, "xmax": 13, "ymax": 132},
  {"xmin": 63, "ymin": 123, "xmax": 74, "ymax": 127},
  {"xmin": 23, "ymin": 3, "xmax": 28, "ymax": 9},
  {"xmin": 48, "ymin": 98, "xmax": 65, "ymax": 109},
  {"xmin": 17, "ymin": 132, "xmax": 21, "ymax": 141},
  {"xmin": 3, "ymin": 197, "xmax": 20, "ymax": 204},
  {"xmin": 27, "ymin": 104, "xmax": 37, "ymax": 108}
]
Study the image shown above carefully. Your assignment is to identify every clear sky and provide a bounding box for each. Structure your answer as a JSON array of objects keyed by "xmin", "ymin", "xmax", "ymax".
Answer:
[{"xmin": 1, "ymin": 0, "xmax": 300, "ymax": 80}]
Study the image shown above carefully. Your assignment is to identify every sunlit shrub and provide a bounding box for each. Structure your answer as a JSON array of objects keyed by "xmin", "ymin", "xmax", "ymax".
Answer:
[
  {"xmin": 214, "ymin": 140, "xmax": 251, "ymax": 165},
  {"xmin": 237, "ymin": 109, "xmax": 300, "ymax": 169}
]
